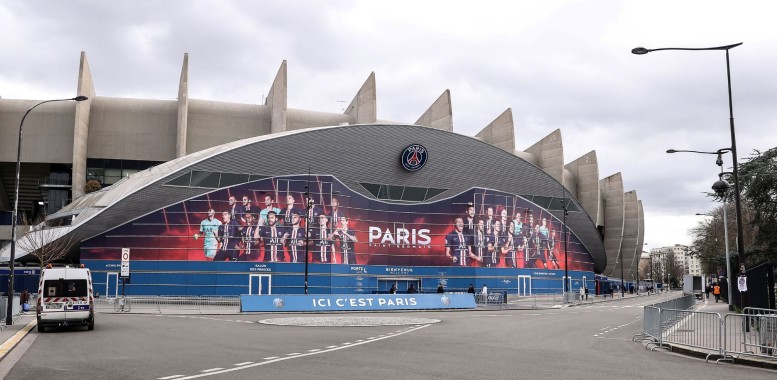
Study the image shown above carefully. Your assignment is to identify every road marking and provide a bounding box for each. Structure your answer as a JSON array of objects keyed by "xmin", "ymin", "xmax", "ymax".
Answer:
[
  {"xmin": 263, "ymin": 356, "xmax": 279, "ymax": 360},
  {"xmin": 171, "ymin": 324, "xmax": 432, "ymax": 379},
  {"xmin": 286, "ymin": 353, "xmax": 301, "ymax": 356},
  {"xmin": 201, "ymin": 368, "xmax": 223, "ymax": 373},
  {"xmin": 158, "ymin": 375, "xmax": 184, "ymax": 379},
  {"xmin": 308, "ymin": 349, "xmax": 321, "ymax": 352},
  {"xmin": 325, "ymin": 346, "xmax": 337, "ymax": 349},
  {"xmin": 234, "ymin": 362, "xmax": 253, "ymax": 366}
]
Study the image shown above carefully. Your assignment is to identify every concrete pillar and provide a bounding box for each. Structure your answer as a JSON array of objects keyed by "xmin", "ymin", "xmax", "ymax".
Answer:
[
  {"xmin": 344, "ymin": 72, "xmax": 377, "ymax": 124},
  {"xmin": 176, "ymin": 53, "xmax": 189, "ymax": 157},
  {"xmin": 71, "ymin": 51, "xmax": 95, "ymax": 201},
  {"xmin": 415, "ymin": 90, "xmax": 452, "ymax": 131}
]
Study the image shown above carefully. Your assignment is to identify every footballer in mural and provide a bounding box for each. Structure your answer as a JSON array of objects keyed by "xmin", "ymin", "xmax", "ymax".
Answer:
[{"xmin": 80, "ymin": 175, "xmax": 594, "ymax": 271}]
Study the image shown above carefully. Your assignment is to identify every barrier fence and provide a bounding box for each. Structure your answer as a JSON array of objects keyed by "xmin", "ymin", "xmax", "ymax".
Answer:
[
  {"xmin": 637, "ymin": 296, "xmax": 777, "ymax": 363},
  {"xmin": 95, "ymin": 296, "xmax": 240, "ymax": 314},
  {"xmin": 724, "ymin": 313, "xmax": 777, "ymax": 359}
]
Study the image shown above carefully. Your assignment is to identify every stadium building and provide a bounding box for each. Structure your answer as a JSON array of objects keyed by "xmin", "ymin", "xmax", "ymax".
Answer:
[{"xmin": 0, "ymin": 52, "xmax": 645, "ymax": 296}]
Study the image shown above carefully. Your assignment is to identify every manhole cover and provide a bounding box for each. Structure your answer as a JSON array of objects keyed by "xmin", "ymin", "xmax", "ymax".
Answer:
[{"xmin": 258, "ymin": 316, "xmax": 441, "ymax": 327}]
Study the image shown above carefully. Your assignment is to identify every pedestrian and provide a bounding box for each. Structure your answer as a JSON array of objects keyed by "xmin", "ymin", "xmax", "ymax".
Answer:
[
  {"xmin": 705, "ymin": 284, "xmax": 711, "ymax": 301},
  {"xmin": 407, "ymin": 284, "xmax": 416, "ymax": 294},
  {"xmin": 20, "ymin": 289, "xmax": 29, "ymax": 312},
  {"xmin": 584, "ymin": 286, "xmax": 589, "ymax": 300},
  {"xmin": 579, "ymin": 285, "xmax": 585, "ymax": 301},
  {"xmin": 389, "ymin": 284, "xmax": 397, "ymax": 294},
  {"xmin": 467, "ymin": 284, "xmax": 475, "ymax": 294},
  {"xmin": 713, "ymin": 283, "xmax": 721, "ymax": 303},
  {"xmin": 437, "ymin": 284, "xmax": 444, "ymax": 293}
]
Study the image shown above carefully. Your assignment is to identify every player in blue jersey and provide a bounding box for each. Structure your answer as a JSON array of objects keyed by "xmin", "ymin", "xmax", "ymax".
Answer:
[
  {"xmin": 214, "ymin": 210, "xmax": 241, "ymax": 261},
  {"xmin": 330, "ymin": 215, "xmax": 357, "ymax": 264},
  {"xmin": 237, "ymin": 195, "xmax": 254, "ymax": 225},
  {"xmin": 328, "ymin": 196, "xmax": 346, "ymax": 224},
  {"xmin": 239, "ymin": 212, "xmax": 260, "ymax": 261},
  {"xmin": 193, "ymin": 208, "xmax": 222, "ymax": 260},
  {"xmin": 311, "ymin": 214, "xmax": 334, "ymax": 263},
  {"xmin": 485, "ymin": 220, "xmax": 505, "ymax": 267},
  {"xmin": 279, "ymin": 193, "xmax": 301, "ymax": 227},
  {"xmin": 284, "ymin": 211, "xmax": 305, "ymax": 263},
  {"xmin": 472, "ymin": 219, "xmax": 488, "ymax": 266},
  {"xmin": 256, "ymin": 211, "xmax": 288, "ymax": 262},
  {"xmin": 445, "ymin": 217, "xmax": 481, "ymax": 266}
]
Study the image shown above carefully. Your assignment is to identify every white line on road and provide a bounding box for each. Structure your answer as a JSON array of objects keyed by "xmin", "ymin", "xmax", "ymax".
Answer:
[
  {"xmin": 157, "ymin": 375, "xmax": 184, "ymax": 380},
  {"xmin": 286, "ymin": 353, "xmax": 301, "ymax": 356},
  {"xmin": 201, "ymin": 368, "xmax": 224, "ymax": 373},
  {"xmin": 263, "ymin": 356, "xmax": 279, "ymax": 360},
  {"xmin": 171, "ymin": 324, "xmax": 432, "ymax": 379},
  {"xmin": 234, "ymin": 362, "xmax": 254, "ymax": 366}
]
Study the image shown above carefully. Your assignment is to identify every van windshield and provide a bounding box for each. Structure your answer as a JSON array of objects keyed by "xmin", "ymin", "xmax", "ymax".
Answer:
[{"xmin": 43, "ymin": 279, "xmax": 88, "ymax": 298}]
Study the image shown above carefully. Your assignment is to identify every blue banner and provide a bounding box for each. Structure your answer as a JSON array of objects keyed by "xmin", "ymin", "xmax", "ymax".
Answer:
[{"xmin": 240, "ymin": 293, "xmax": 476, "ymax": 312}]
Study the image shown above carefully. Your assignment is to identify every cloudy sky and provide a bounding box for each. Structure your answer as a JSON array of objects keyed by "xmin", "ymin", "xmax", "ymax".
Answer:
[{"xmin": 2, "ymin": 1, "xmax": 774, "ymax": 253}]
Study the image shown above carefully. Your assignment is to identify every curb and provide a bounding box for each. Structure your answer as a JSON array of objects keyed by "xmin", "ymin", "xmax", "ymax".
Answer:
[
  {"xmin": 0, "ymin": 319, "xmax": 36, "ymax": 362},
  {"xmin": 667, "ymin": 344, "xmax": 777, "ymax": 371}
]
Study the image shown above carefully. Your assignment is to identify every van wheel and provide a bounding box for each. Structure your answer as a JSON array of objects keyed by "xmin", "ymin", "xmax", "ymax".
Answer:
[
  {"xmin": 87, "ymin": 316, "xmax": 95, "ymax": 331},
  {"xmin": 37, "ymin": 324, "xmax": 45, "ymax": 333}
]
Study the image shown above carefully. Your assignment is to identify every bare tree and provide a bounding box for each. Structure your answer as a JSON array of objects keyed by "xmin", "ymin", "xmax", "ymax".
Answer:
[
  {"xmin": 664, "ymin": 250, "xmax": 685, "ymax": 289},
  {"xmin": 638, "ymin": 259, "xmax": 652, "ymax": 281},
  {"xmin": 15, "ymin": 215, "xmax": 76, "ymax": 271}
]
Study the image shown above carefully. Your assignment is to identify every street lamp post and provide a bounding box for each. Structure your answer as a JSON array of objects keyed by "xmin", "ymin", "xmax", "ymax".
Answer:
[
  {"xmin": 672, "ymin": 148, "xmax": 736, "ymax": 310},
  {"xmin": 712, "ymin": 172, "xmax": 736, "ymax": 311},
  {"xmin": 561, "ymin": 186, "xmax": 569, "ymax": 297},
  {"xmin": 6, "ymin": 96, "xmax": 88, "ymax": 325},
  {"xmin": 619, "ymin": 241, "xmax": 624, "ymax": 297},
  {"xmin": 303, "ymin": 167, "xmax": 312, "ymax": 295},
  {"xmin": 633, "ymin": 43, "xmax": 746, "ymax": 308}
]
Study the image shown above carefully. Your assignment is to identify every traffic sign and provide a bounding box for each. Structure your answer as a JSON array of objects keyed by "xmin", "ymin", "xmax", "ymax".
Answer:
[
  {"xmin": 121, "ymin": 248, "xmax": 130, "ymax": 277},
  {"xmin": 121, "ymin": 262, "xmax": 130, "ymax": 277}
]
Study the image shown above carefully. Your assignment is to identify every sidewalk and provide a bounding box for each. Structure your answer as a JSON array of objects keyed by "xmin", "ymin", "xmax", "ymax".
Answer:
[{"xmin": 0, "ymin": 314, "xmax": 37, "ymax": 361}]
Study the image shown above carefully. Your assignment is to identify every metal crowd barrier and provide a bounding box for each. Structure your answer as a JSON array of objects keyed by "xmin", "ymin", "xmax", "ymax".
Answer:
[
  {"xmin": 96, "ymin": 296, "xmax": 240, "ymax": 314},
  {"xmin": 475, "ymin": 292, "xmax": 508, "ymax": 309},
  {"xmin": 646, "ymin": 293, "xmax": 697, "ymax": 310},
  {"xmin": 637, "ymin": 298, "xmax": 777, "ymax": 363},
  {"xmin": 641, "ymin": 306, "xmax": 661, "ymax": 341},
  {"xmin": 634, "ymin": 294, "xmax": 697, "ymax": 346},
  {"xmin": 724, "ymin": 312, "xmax": 777, "ymax": 361},
  {"xmin": 658, "ymin": 309, "xmax": 724, "ymax": 360}
]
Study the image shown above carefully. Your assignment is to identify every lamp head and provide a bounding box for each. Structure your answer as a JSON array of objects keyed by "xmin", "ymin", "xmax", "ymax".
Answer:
[
  {"xmin": 632, "ymin": 47, "xmax": 650, "ymax": 55},
  {"xmin": 712, "ymin": 179, "xmax": 731, "ymax": 197},
  {"xmin": 74, "ymin": 96, "xmax": 89, "ymax": 101},
  {"xmin": 666, "ymin": 149, "xmax": 677, "ymax": 154}
]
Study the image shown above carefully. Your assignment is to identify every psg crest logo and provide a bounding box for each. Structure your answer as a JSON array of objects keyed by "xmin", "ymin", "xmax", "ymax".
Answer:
[{"xmin": 401, "ymin": 144, "xmax": 428, "ymax": 172}]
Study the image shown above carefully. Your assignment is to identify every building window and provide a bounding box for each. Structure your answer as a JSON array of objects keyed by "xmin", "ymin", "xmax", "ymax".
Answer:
[
  {"xmin": 86, "ymin": 159, "xmax": 161, "ymax": 186},
  {"xmin": 358, "ymin": 182, "xmax": 447, "ymax": 202}
]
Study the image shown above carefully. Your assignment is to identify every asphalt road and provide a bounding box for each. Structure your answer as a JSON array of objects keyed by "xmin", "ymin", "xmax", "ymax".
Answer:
[{"xmin": 5, "ymin": 294, "xmax": 777, "ymax": 379}]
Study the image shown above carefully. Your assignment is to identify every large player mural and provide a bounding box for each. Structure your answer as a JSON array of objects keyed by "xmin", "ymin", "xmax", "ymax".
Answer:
[{"xmin": 81, "ymin": 175, "xmax": 594, "ymax": 271}]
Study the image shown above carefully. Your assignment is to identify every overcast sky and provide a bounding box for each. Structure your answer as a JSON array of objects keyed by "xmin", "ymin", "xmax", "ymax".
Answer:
[{"xmin": 2, "ymin": 1, "xmax": 775, "ymax": 254}]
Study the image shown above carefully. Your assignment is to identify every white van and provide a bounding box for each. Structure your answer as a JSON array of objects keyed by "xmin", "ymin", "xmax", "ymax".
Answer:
[{"xmin": 36, "ymin": 265, "xmax": 95, "ymax": 332}]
